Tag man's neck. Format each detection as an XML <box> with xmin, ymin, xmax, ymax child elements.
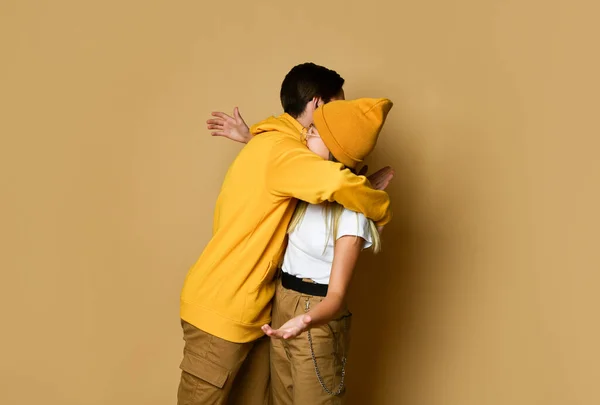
<box><xmin>295</xmin><ymin>112</ymin><xmax>312</xmax><ymax>129</ymax></box>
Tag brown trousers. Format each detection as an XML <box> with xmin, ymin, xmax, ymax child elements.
<box><xmin>177</xmin><ymin>320</ymin><xmax>271</xmax><ymax>405</ymax></box>
<box><xmin>270</xmin><ymin>281</ymin><xmax>352</xmax><ymax>405</ymax></box>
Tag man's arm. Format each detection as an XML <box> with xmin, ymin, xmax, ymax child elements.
<box><xmin>267</xmin><ymin>139</ymin><xmax>392</xmax><ymax>226</ymax></box>
<box><xmin>206</xmin><ymin>109</ymin><xmax>395</xmax><ymax>193</ymax></box>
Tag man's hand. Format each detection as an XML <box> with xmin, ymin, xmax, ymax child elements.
<box><xmin>206</xmin><ymin>107</ymin><xmax>251</xmax><ymax>144</ymax></box>
<box><xmin>359</xmin><ymin>165</ymin><xmax>395</xmax><ymax>191</ymax></box>
<box><xmin>261</xmin><ymin>314</ymin><xmax>312</xmax><ymax>340</ymax></box>
<box><xmin>358</xmin><ymin>165</ymin><xmax>394</xmax><ymax>235</ymax></box>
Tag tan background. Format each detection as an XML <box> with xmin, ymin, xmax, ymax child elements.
<box><xmin>1</xmin><ymin>0</ymin><xmax>599</xmax><ymax>404</ymax></box>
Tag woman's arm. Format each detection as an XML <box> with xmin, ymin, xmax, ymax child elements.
<box><xmin>304</xmin><ymin>235</ymin><xmax>362</xmax><ymax>326</ymax></box>
<box><xmin>261</xmin><ymin>235</ymin><xmax>363</xmax><ymax>339</ymax></box>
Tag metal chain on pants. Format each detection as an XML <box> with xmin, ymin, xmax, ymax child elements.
<box><xmin>305</xmin><ymin>298</ymin><xmax>347</xmax><ymax>396</ymax></box>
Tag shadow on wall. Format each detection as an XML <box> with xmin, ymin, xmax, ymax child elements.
<box><xmin>344</xmin><ymin>111</ymin><xmax>434</xmax><ymax>405</ymax></box>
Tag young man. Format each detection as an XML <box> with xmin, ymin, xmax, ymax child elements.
<box><xmin>178</xmin><ymin>63</ymin><xmax>393</xmax><ymax>405</ymax></box>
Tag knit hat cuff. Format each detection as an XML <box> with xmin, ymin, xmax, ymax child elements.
<box><xmin>313</xmin><ymin>108</ymin><xmax>361</xmax><ymax>169</ymax></box>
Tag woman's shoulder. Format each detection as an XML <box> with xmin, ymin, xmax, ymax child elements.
<box><xmin>297</xmin><ymin>203</ymin><xmax>328</xmax><ymax>224</ymax></box>
<box><xmin>340</xmin><ymin>207</ymin><xmax>369</xmax><ymax>223</ymax></box>
<box><xmin>336</xmin><ymin>207</ymin><xmax>372</xmax><ymax>244</ymax></box>
<box><xmin>302</xmin><ymin>204</ymin><xmax>369</xmax><ymax>226</ymax></box>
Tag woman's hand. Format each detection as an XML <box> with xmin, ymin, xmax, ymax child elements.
<box><xmin>206</xmin><ymin>107</ymin><xmax>251</xmax><ymax>143</ymax></box>
<box><xmin>261</xmin><ymin>314</ymin><xmax>312</xmax><ymax>340</ymax></box>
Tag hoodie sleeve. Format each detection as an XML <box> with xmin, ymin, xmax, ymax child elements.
<box><xmin>267</xmin><ymin>139</ymin><xmax>392</xmax><ymax>226</ymax></box>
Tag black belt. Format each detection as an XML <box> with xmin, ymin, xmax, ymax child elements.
<box><xmin>281</xmin><ymin>271</ymin><xmax>328</xmax><ymax>297</ymax></box>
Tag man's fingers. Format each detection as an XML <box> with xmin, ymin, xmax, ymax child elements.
<box><xmin>211</xmin><ymin>111</ymin><xmax>234</xmax><ymax>121</ymax></box>
<box><xmin>368</xmin><ymin>166</ymin><xmax>395</xmax><ymax>190</ymax></box>
<box><xmin>207</xmin><ymin>124</ymin><xmax>224</xmax><ymax>130</ymax></box>
<box><xmin>382</xmin><ymin>171</ymin><xmax>395</xmax><ymax>186</ymax></box>
<box><xmin>377</xmin><ymin>176</ymin><xmax>393</xmax><ymax>190</ymax></box>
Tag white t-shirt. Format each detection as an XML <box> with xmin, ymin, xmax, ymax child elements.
<box><xmin>281</xmin><ymin>203</ymin><xmax>373</xmax><ymax>285</ymax></box>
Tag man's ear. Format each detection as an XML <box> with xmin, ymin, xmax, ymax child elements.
<box><xmin>309</xmin><ymin>97</ymin><xmax>323</xmax><ymax>109</ymax></box>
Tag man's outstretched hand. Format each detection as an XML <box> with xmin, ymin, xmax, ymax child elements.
<box><xmin>359</xmin><ymin>165</ymin><xmax>395</xmax><ymax>191</ymax></box>
<box><xmin>207</xmin><ymin>107</ymin><xmax>251</xmax><ymax>144</ymax></box>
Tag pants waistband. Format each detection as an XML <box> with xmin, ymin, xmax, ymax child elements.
<box><xmin>281</xmin><ymin>271</ymin><xmax>328</xmax><ymax>297</ymax></box>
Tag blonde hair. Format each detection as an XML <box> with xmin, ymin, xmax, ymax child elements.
<box><xmin>288</xmin><ymin>200</ymin><xmax>381</xmax><ymax>254</ymax></box>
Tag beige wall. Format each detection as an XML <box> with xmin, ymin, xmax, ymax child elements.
<box><xmin>1</xmin><ymin>1</ymin><xmax>599</xmax><ymax>404</ymax></box>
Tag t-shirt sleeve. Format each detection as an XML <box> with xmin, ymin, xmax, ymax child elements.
<box><xmin>337</xmin><ymin>209</ymin><xmax>373</xmax><ymax>250</ymax></box>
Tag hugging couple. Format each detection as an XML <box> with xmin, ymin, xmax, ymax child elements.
<box><xmin>178</xmin><ymin>62</ymin><xmax>394</xmax><ymax>405</ymax></box>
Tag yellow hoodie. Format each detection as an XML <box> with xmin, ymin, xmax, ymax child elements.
<box><xmin>180</xmin><ymin>114</ymin><xmax>391</xmax><ymax>343</ymax></box>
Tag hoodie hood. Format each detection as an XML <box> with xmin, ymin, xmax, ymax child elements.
<box><xmin>250</xmin><ymin>113</ymin><xmax>305</xmax><ymax>142</ymax></box>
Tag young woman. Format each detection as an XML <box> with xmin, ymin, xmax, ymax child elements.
<box><xmin>262</xmin><ymin>98</ymin><xmax>393</xmax><ymax>405</ymax></box>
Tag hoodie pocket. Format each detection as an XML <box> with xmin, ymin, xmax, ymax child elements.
<box><xmin>249</xmin><ymin>261</ymin><xmax>277</xmax><ymax>293</ymax></box>
<box><xmin>243</xmin><ymin>261</ymin><xmax>278</xmax><ymax>325</ymax></box>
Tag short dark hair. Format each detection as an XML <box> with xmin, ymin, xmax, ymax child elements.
<box><xmin>280</xmin><ymin>63</ymin><xmax>345</xmax><ymax>118</ymax></box>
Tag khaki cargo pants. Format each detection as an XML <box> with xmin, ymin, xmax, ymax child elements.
<box><xmin>270</xmin><ymin>280</ymin><xmax>352</xmax><ymax>405</ymax></box>
<box><xmin>177</xmin><ymin>320</ymin><xmax>271</xmax><ymax>405</ymax></box>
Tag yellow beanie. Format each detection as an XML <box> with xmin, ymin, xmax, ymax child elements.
<box><xmin>313</xmin><ymin>98</ymin><xmax>393</xmax><ymax>169</ymax></box>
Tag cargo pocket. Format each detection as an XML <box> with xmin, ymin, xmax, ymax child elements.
<box><xmin>178</xmin><ymin>350</ymin><xmax>229</xmax><ymax>404</ymax></box>
<box><xmin>335</xmin><ymin>311</ymin><xmax>352</xmax><ymax>356</ymax></box>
